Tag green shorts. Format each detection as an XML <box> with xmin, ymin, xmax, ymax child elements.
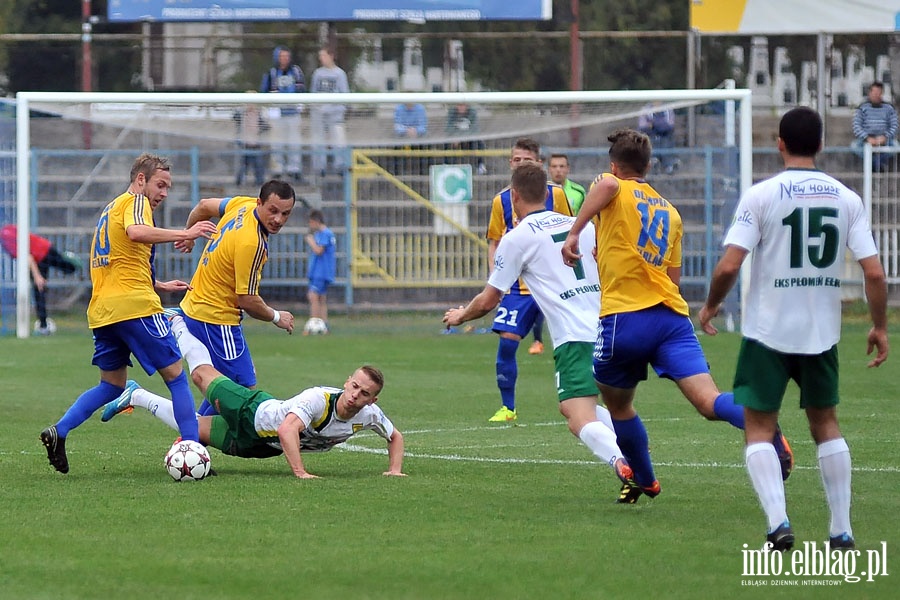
<box><xmin>206</xmin><ymin>376</ymin><xmax>283</xmax><ymax>459</ymax></box>
<box><xmin>733</xmin><ymin>338</ymin><xmax>839</xmax><ymax>413</ymax></box>
<box><xmin>553</xmin><ymin>341</ymin><xmax>599</xmax><ymax>402</ymax></box>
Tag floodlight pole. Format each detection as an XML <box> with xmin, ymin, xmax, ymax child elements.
<box><xmin>569</xmin><ymin>0</ymin><xmax>582</xmax><ymax>146</ymax></box>
<box><xmin>81</xmin><ymin>0</ymin><xmax>93</xmax><ymax>148</ymax></box>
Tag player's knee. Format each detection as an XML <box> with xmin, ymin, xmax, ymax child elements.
<box><xmin>696</xmin><ymin>403</ymin><xmax>719</xmax><ymax>420</ymax></box>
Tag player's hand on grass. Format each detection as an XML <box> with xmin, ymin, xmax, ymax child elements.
<box><xmin>294</xmin><ymin>471</ymin><xmax>319</xmax><ymax>479</ymax></box>
<box><xmin>383</xmin><ymin>470</ymin><xmax>407</xmax><ymax>477</ymax></box>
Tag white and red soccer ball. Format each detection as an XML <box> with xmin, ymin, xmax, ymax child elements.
<box><xmin>164</xmin><ymin>439</ymin><xmax>211</xmax><ymax>482</ymax></box>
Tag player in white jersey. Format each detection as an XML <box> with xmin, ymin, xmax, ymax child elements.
<box><xmin>102</xmin><ymin>315</ymin><xmax>405</xmax><ymax>479</ymax></box>
<box><xmin>700</xmin><ymin>107</ymin><xmax>889</xmax><ymax>551</ymax></box>
<box><xmin>444</xmin><ymin>162</ymin><xmax>636</xmax><ymax>490</ymax></box>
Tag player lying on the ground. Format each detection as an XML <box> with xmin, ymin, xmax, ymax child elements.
<box><xmin>102</xmin><ymin>315</ymin><xmax>405</xmax><ymax>479</ymax></box>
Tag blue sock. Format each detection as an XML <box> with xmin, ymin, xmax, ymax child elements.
<box><xmin>613</xmin><ymin>415</ymin><xmax>656</xmax><ymax>487</ymax></box>
<box><xmin>713</xmin><ymin>392</ymin><xmax>745</xmax><ymax>429</ymax></box>
<box><xmin>166</xmin><ymin>371</ymin><xmax>199</xmax><ymax>442</ymax></box>
<box><xmin>56</xmin><ymin>381</ymin><xmax>125</xmax><ymax>437</ymax></box>
<box><xmin>197</xmin><ymin>399</ymin><xmax>218</xmax><ymax>416</ymax></box>
<box><xmin>496</xmin><ymin>337</ymin><xmax>519</xmax><ymax>411</ymax></box>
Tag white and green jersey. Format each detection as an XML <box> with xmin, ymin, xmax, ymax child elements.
<box><xmin>255</xmin><ymin>386</ymin><xmax>394</xmax><ymax>453</ymax></box>
<box><xmin>488</xmin><ymin>210</ymin><xmax>600</xmax><ymax>348</ymax></box>
<box><xmin>723</xmin><ymin>168</ymin><xmax>877</xmax><ymax>354</ymax></box>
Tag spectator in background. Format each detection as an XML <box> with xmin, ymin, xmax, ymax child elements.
<box><xmin>638</xmin><ymin>101</ymin><xmax>680</xmax><ymax>175</ymax></box>
<box><xmin>394</xmin><ymin>102</ymin><xmax>427</xmax><ymax>139</ymax></box>
<box><xmin>233</xmin><ymin>91</ymin><xmax>270</xmax><ymax>188</ymax></box>
<box><xmin>305</xmin><ymin>209</ymin><xmax>337</xmax><ymax>333</ymax></box>
<box><xmin>852</xmin><ymin>81</ymin><xmax>898</xmax><ymax>172</ymax></box>
<box><xmin>445</xmin><ymin>103</ymin><xmax>487</xmax><ymax>175</ymax></box>
<box><xmin>548</xmin><ymin>153</ymin><xmax>586</xmax><ymax>214</ymax></box>
<box><xmin>1</xmin><ymin>224</ymin><xmax>82</xmax><ymax>335</ymax></box>
<box><xmin>261</xmin><ymin>46</ymin><xmax>305</xmax><ymax>183</ymax></box>
<box><xmin>394</xmin><ymin>102</ymin><xmax>428</xmax><ymax>173</ymax></box>
<box><xmin>309</xmin><ymin>47</ymin><xmax>350</xmax><ymax>179</ymax></box>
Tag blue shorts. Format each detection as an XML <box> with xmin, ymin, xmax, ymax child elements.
<box><xmin>492</xmin><ymin>293</ymin><xmax>541</xmax><ymax>338</ymax></box>
<box><xmin>183</xmin><ymin>314</ymin><xmax>257</xmax><ymax>388</ymax></box>
<box><xmin>308</xmin><ymin>277</ymin><xmax>331</xmax><ymax>295</ymax></box>
<box><xmin>592</xmin><ymin>304</ymin><xmax>709</xmax><ymax>389</ymax></box>
<box><xmin>91</xmin><ymin>314</ymin><xmax>182</xmax><ymax>375</ymax></box>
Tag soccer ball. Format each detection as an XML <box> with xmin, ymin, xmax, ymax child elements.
<box><xmin>164</xmin><ymin>440</ymin><xmax>211</xmax><ymax>482</ymax></box>
<box><xmin>33</xmin><ymin>318</ymin><xmax>57</xmax><ymax>335</ymax></box>
<box><xmin>303</xmin><ymin>317</ymin><xmax>328</xmax><ymax>335</ymax></box>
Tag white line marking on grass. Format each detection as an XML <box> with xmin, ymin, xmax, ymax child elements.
<box><xmin>337</xmin><ymin>444</ymin><xmax>900</xmax><ymax>473</ymax></box>
<box><xmin>403</xmin><ymin>418</ymin><xmax>686</xmax><ymax>435</ymax></box>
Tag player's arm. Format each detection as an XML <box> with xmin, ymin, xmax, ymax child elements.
<box><xmin>443</xmin><ymin>284</ymin><xmax>503</xmax><ymax>327</ymax></box>
<box><xmin>859</xmin><ymin>254</ymin><xmax>889</xmax><ymax>367</ymax></box>
<box><xmin>277</xmin><ymin>413</ymin><xmax>318</xmax><ymax>479</ymax></box>
<box><xmin>238</xmin><ymin>293</ymin><xmax>294</xmax><ymax>333</ymax></box>
<box><xmin>562</xmin><ymin>176</ymin><xmax>618</xmax><ymax>266</ymax></box>
<box><xmin>305</xmin><ymin>232</ymin><xmax>325</xmax><ymax>255</ymax></box>
<box><xmin>175</xmin><ymin>198</ymin><xmax>225</xmax><ymax>253</ymax></box>
<box><xmin>487</xmin><ymin>239</ymin><xmax>500</xmax><ymax>274</ymax></box>
<box><xmin>127</xmin><ymin>221</ymin><xmax>217</xmax><ymax>245</ymax></box>
<box><xmin>699</xmin><ymin>244</ymin><xmax>749</xmax><ymax>335</ymax></box>
<box><xmin>384</xmin><ymin>429</ymin><xmax>406</xmax><ymax>477</ymax></box>
<box><xmin>155</xmin><ymin>279</ymin><xmax>192</xmax><ymax>293</ymax></box>
<box><xmin>186</xmin><ymin>197</ymin><xmax>225</xmax><ymax>229</ymax></box>
<box><xmin>28</xmin><ymin>256</ymin><xmax>46</xmax><ymax>291</ymax></box>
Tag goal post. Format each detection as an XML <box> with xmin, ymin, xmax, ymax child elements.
<box><xmin>11</xmin><ymin>88</ymin><xmax>753</xmax><ymax>338</ymax></box>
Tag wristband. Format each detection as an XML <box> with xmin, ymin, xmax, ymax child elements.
<box><xmin>270</xmin><ymin>309</ymin><xmax>280</xmax><ymax>324</ymax></box>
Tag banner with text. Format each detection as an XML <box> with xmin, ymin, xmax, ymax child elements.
<box><xmin>108</xmin><ymin>0</ymin><xmax>551</xmax><ymax>22</ymax></box>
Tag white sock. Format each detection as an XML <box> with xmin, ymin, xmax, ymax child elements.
<box><xmin>578</xmin><ymin>420</ymin><xmax>623</xmax><ymax>468</ymax></box>
<box><xmin>131</xmin><ymin>388</ymin><xmax>179</xmax><ymax>431</ymax></box>
<box><xmin>745</xmin><ymin>442</ymin><xmax>788</xmax><ymax>532</ymax></box>
<box><xmin>818</xmin><ymin>437</ymin><xmax>852</xmax><ymax>538</ymax></box>
<box><xmin>594</xmin><ymin>404</ymin><xmax>614</xmax><ymax>430</ymax></box>
<box><xmin>171</xmin><ymin>315</ymin><xmax>213</xmax><ymax>373</ymax></box>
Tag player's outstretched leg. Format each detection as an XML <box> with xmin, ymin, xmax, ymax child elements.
<box><xmin>101</xmin><ymin>380</ymin><xmax>139</xmax><ymax>422</ymax></box>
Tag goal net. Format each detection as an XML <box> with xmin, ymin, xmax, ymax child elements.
<box><xmin>5</xmin><ymin>89</ymin><xmax>752</xmax><ymax>337</ymax></box>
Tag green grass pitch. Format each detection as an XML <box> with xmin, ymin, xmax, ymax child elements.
<box><xmin>1</xmin><ymin>312</ymin><xmax>897</xmax><ymax>599</ymax></box>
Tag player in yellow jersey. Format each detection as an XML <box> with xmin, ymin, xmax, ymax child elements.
<box><xmin>175</xmin><ymin>179</ymin><xmax>297</xmax><ymax>416</ymax></box>
<box><xmin>484</xmin><ymin>138</ymin><xmax>572</xmax><ymax>423</ymax></box>
<box><xmin>561</xmin><ymin>130</ymin><xmax>792</xmax><ymax>503</ymax></box>
<box><xmin>40</xmin><ymin>153</ymin><xmax>217</xmax><ymax>474</ymax></box>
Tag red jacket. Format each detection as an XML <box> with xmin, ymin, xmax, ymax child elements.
<box><xmin>0</xmin><ymin>225</ymin><xmax>52</xmax><ymax>262</ymax></box>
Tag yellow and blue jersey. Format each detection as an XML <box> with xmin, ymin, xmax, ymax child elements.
<box><xmin>486</xmin><ymin>182</ymin><xmax>571</xmax><ymax>295</ymax></box>
<box><xmin>181</xmin><ymin>196</ymin><xmax>269</xmax><ymax>325</ymax></box>
<box><xmin>87</xmin><ymin>192</ymin><xmax>163</xmax><ymax>328</ymax></box>
<box><xmin>592</xmin><ymin>173</ymin><xmax>689</xmax><ymax>317</ymax></box>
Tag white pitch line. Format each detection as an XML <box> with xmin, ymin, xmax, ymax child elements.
<box><xmin>338</xmin><ymin>444</ymin><xmax>900</xmax><ymax>473</ymax></box>
<box><xmin>403</xmin><ymin>418</ymin><xmax>686</xmax><ymax>435</ymax></box>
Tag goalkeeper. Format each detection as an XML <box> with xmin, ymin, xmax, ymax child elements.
<box><xmin>101</xmin><ymin>314</ymin><xmax>405</xmax><ymax>479</ymax></box>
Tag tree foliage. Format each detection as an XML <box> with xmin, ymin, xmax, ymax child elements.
<box><xmin>1</xmin><ymin>0</ymin><xmax>724</xmax><ymax>94</ymax></box>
